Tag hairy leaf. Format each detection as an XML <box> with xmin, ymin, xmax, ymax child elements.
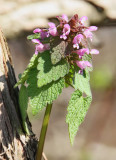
<box><xmin>19</xmin><ymin>85</ymin><xmax>28</xmax><ymax>121</ymax></box>
<box><xmin>15</xmin><ymin>54</ymin><xmax>39</xmax><ymax>87</ymax></box>
<box><xmin>50</xmin><ymin>39</ymin><xmax>66</xmax><ymax>64</ymax></box>
<box><xmin>19</xmin><ymin>84</ymin><xmax>30</xmax><ymax>135</ymax></box>
<box><xmin>66</xmin><ymin>90</ymin><xmax>92</xmax><ymax>145</ymax></box>
<box><xmin>37</xmin><ymin>51</ymin><xmax>69</xmax><ymax>87</ymax></box>
<box><xmin>73</xmin><ymin>69</ymin><xmax>91</xmax><ymax>96</ymax></box>
<box><xmin>27</xmin><ymin>68</ymin><xmax>65</xmax><ymax>114</ymax></box>
<box><xmin>82</xmin><ymin>53</ymin><xmax>92</xmax><ymax>62</ymax></box>
<box><xmin>65</xmin><ymin>65</ymin><xmax>79</xmax><ymax>87</ymax></box>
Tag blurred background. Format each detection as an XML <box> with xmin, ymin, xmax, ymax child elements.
<box><xmin>1</xmin><ymin>0</ymin><xmax>116</xmax><ymax>159</ymax></box>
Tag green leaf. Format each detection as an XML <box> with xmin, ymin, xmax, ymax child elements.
<box><xmin>50</xmin><ymin>39</ymin><xmax>66</xmax><ymax>65</ymax></box>
<box><xmin>19</xmin><ymin>84</ymin><xmax>30</xmax><ymax>135</ymax></box>
<box><xmin>27</xmin><ymin>68</ymin><xmax>65</xmax><ymax>114</ymax></box>
<box><xmin>65</xmin><ymin>65</ymin><xmax>78</xmax><ymax>87</ymax></box>
<box><xmin>19</xmin><ymin>85</ymin><xmax>28</xmax><ymax>121</ymax></box>
<box><xmin>37</xmin><ymin>51</ymin><xmax>69</xmax><ymax>87</ymax></box>
<box><xmin>66</xmin><ymin>90</ymin><xmax>92</xmax><ymax>145</ymax></box>
<box><xmin>73</xmin><ymin>69</ymin><xmax>91</xmax><ymax>96</ymax></box>
<box><xmin>27</xmin><ymin>33</ymin><xmax>41</xmax><ymax>40</ymax></box>
<box><xmin>82</xmin><ymin>53</ymin><xmax>92</xmax><ymax>62</ymax></box>
<box><xmin>14</xmin><ymin>54</ymin><xmax>39</xmax><ymax>87</ymax></box>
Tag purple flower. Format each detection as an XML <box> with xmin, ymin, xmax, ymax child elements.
<box><xmin>41</xmin><ymin>31</ymin><xmax>49</xmax><ymax>39</ymax></box>
<box><xmin>35</xmin><ymin>43</ymin><xmax>45</xmax><ymax>54</ymax></box>
<box><xmin>33</xmin><ymin>28</ymin><xmax>49</xmax><ymax>39</ymax></box>
<box><xmin>32</xmin><ymin>39</ymin><xmax>41</xmax><ymax>44</ymax></box>
<box><xmin>83</xmin><ymin>29</ymin><xmax>93</xmax><ymax>41</ymax></box>
<box><xmin>88</xmin><ymin>26</ymin><xmax>98</xmax><ymax>31</ymax></box>
<box><xmin>32</xmin><ymin>39</ymin><xmax>49</xmax><ymax>54</ymax></box>
<box><xmin>90</xmin><ymin>49</ymin><xmax>99</xmax><ymax>55</ymax></box>
<box><xmin>76</xmin><ymin>60</ymin><xmax>92</xmax><ymax>70</ymax></box>
<box><xmin>79</xmin><ymin>16</ymin><xmax>88</xmax><ymax>25</ymax></box>
<box><xmin>61</xmin><ymin>14</ymin><xmax>68</xmax><ymax>22</ymax></box>
<box><xmin>74</xmin><ymin>48</ymin><xmax>89</xmax><ymax>58</ymax></box>
<box><xmin>56</xmin><ymin>14</ymin><xmax>68</xmax><ymax>25</ymax></box>
<box><xmin>60</xmin><ymin>24</ymin><xmax>70</xmax><ymax>40</ymax></box>
<box><xmin>48</xmin><ymin>22</ymin><xmax>58</xmax><ymax>36</ymax></box>
<box><xmin>73</xmin><ymin>34</ymin><xmax>84</xmax><ymax>49</ymax></box>
<box><xmin>33</xmin><ymin>28</ymin><xmax>42</xmax><ymax>33</ymax></box>
<box><xmin>83</xmin><ymin>26</ymin><xmax>98</xmax><ymax>41</ymax></box>
<box><xmin>31</xmin><ymin>14</ymin><xmax>99</xmax><ymax>68</ymax></box>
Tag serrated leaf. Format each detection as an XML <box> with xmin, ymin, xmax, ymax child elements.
<box><xmin>50</xmin><ymin>40</ymin><xmax>66</xmax><ymax>64</ymax></box>
<box><xmin>37</xmin><ymin>51</ymin><xmax>69</xmax><ymax>87</ymax></box>
<box><xmin>73</xmin><ymin>69</ymin><xmax>91</xmax><ymax>96</ymax></box>
<box><xmin>14</xmin><ymin>54</ymin><xmax>39</xmax><ymax>87</ymax></box>
<box><xmin>27</xmin><ymin>33</ymin><xmax>40</xmax><ymax>40</ymax></box>
<box><xmin>65</xmin><ymin>65</ymin><xmax>78</xmax><ymax>87</ymax></box>
<box><xmin>27</xmin><ymin>68</ymin><xmax>65</xmax><ymax>114</ymax></box>
<box><xmin>82</xmin><ymin>53</ymin><xmax>92</xmax><ymax>62</ymax></box>
<box><xmin>19</xmin><ymin>85</ymin><xmax>28</xmax><ymax>121</ymax></box>
<box><xmin>66</xmin><ymin>90</ymin><xmax>92</xmax><ymax>145</ymax></box>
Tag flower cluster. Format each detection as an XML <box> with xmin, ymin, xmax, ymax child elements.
<box><xmin>32</xmin><ymin>14</ymin><xmax>99</xmax><ymax>72</ymax></box>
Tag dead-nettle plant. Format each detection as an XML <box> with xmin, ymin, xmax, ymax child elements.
<box><xmin>15</xmin><ymin>14</ymin><xmax>99</xmax><ymax>160</ymax></box>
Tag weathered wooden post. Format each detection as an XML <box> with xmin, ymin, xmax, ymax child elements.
<box><xmin>0</xmin><ymin>28</ymin><xmax>37</xmax><ymax>160</ymax></box>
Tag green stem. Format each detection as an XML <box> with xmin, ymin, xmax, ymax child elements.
<box><xmin>36</xmin><ymin>103</ymin><xmax>53</xmax><ymax>160</ymax></box>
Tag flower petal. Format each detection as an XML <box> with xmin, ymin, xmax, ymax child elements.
<box><xmin>76</xmin><ymin>48</ymin><xmax>89</xmax><ymax>56</ymax></box>
<box><xmin>48</xmin><ymin>22</ymin><xmax>56</xmax><ymax>28</ymax></box>
<box><xmin>40</xmin><ymin>31</ymin><xmax>49</xmax><ymax>39</ymax></box>
<box><xmin>89</xmin><ymin>26</ymin><xmax>98</xmax><ymax>31</ymax></box>
<box><xmin>62</xmin><ymin>14</ymin><xmax>68</xmax><ymax>22</ymax></box>
<box><xmin>83</xmin><ymin>29</ymin><xmax>93</xmax><ymax>41</ymax></box>
<box><xmin>73</xmin><ymin>34</ymin><xmax>84</xmax><ymax>43</ymax></box>
<box><xmin>60</xmin><ymin>24</ymin><xmax>70</xmax><ymax>40</ymax></box>
<box><xmin>33</xmin><ymin>28</ymin><xmax>42</xmax><ymax>33</ymax></box>
<box><xmin>63</xmin><ymin>24</ymin><xmax>70</xmax><ymax>35</ymax></box>
<box><xmin>79</xmin><ymin>16</ymin><xmax>88</xmax><ymax>24</ymax></box>
<box><xmin>90</xmin><ymin>49</ymin><xmax>99</xmax><ymax>54</ymax></box>
<box><xmin>73</xmin><ymin>43</ymin><xmax>79</xmax><ymax>49</ymax></box>
<box><xmin>32</xmin><ymin>39</ymin><xmax>40</xmax><ymax>44</ymax></box>
<box><xmin>76</xmin><ymin>61</ymin><xmax>92</xmax><ymax>70</ymax></box>
<box><xmin>48</xmin><ymin>22</ymin><xmax>58</xmax><ymax>36</ymax></box>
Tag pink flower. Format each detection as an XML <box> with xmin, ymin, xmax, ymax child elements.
<box><xmin>61</xmin><ymin>14</ymin><xmax>68</xmax><ymax>22</ymax></box>
<box><xmin>33</xmin><ymin>28</ymin><xmax>49</xmax><ymax>39</ymax></box>
<box><xmin>88</xmin><ymin>26</ymin><xmax>98</xmax><ymax>31</ymax></box>
<box><xmin>83</xmin><ymin>29</ymin><xmax>93</xmax><ymax>41</ymax></box>
<box><xmin>79</xmin><ymin>16</ymin><xmax>88</xmax><ymax>25</ymax></box>
<box><xmin>32</xmin><ymin>39</ymin><xmax>50</xmax><ymax>54</ymax></box>
<box><xmin>83</xmin><ymin>26</ymin><xmax>98</xmax><ymax>41</ymax></box>
<box><xmin>35</xmin><ymin>43</ymin><xmax>45</xmax><ymax>54</ymax></box>
<box><xmin>76</xmin><ymin>61</ymin><xmax>92</xmax><ymax>70</ymax></box>
<box><xmin>48</xmin><ymin>22</ymin><xmax>58</xmax><ymax>36</ymax></box>
<box><xmin>32</xmin><ymin>39</ymin><xmax>40</xmax><ymax>44</ymax></box>
<box><xmin>75</xmin><ymin>48</ymin><xmax>89</xmax><ymax>57</ymax></box>
<box><xmin>90</xmin><ymin>49</ymin><xmax>99</xmax><ymax>54</ymax></box>
<box><xmin>41</xmin><ymin>31</ymin><xmax>49</xmax><ymax>39</ymax></box>
<box><xmin>60</xmin><ymin>24</ymin><xmax>70</xmax><ymax>40</ymax></box>
<box><xmin>56</xmin><ymin>14</ymin><xmax>68</xmax><ymax>24</ymax></box>
<box><xmin>33</xmin><ymin>28</ymin><xmax>42</xmax><ymax>33</ymax></box>
<box><xmin>73</xmin><ymin>34</ymin><xmax>84</xmax><ymax>49</ymax></box>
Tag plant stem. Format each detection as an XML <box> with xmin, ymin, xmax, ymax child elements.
<box><xmin>36</xmin><ymin>103</ymin><xmax>53</xmax><ymax>160</ymax></box>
